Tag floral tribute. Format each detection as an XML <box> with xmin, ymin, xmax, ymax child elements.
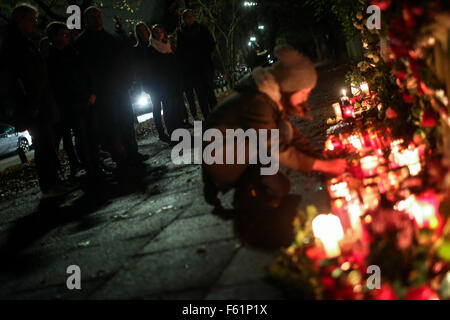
<box><xmin>270</xmin><ymin>1</ymin><xmax>450</xmax><ymax>300</ymax></box>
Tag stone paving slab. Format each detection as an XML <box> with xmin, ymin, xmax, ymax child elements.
<box><xmin>89</xmin><ymin>239</ymin><xmax>239</xmax><ymax>299</ymax></box>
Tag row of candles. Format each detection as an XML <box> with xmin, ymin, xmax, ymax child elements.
<box><xmin>332</xmin><ymin>82</ymin><xmax>372</xmax><ymax>121</ymax></box>
<box><xmin>312</xmin><ymin>123</ymin><xmax>441</xmax><ymax>259</ymax></box>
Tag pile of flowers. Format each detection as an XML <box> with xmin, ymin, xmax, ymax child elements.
<box><xmin>270</xmin><ymin>1</ymin><xmax>450</xmax><ymax>298</ymax></box>
<box><xmin>270</xmin><ymin>116</ymin><xmax>450</xmax><ymax>299</ymax></box>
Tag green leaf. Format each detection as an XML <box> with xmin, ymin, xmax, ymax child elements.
<box><xmin>437</xmin><ymin>242</ymin><xmax>450</xmax><ymax>262</ymax></box>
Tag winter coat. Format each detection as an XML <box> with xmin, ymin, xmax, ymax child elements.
<box><xmin>0</xmin><ymin>24</ymin><xmax>59</xmax><ymax>131</ymax></box>
<box><xmin>132</xmin><ymin>42</ymin><xmax>150</xmax><ymax>88</ymax></box>
<box><xmin>75</xmin><ymin>29</ymin><xmax>133</xmax><ymax>126</ymax></box>
<box><xmin>203</xmin><ymin>67</ymin><xmax>317</xmax><ymax>193</ymax></box>
<box><xmin>146</xmin><ymin>43</ymin><xmax>183</xmax><ymax>99</ymax></box>
<box><xmin>176</xmin><ymin>22</ymin><xmax>215</xmax><ymax>75</ymax></box>
<box><xmin>75</xmin><ymin>29</ymin><xmax>132</xmax><ymax>97</ymax></box>
<box><xmin>46</xmin><ymin>45</ymin><xmax>92</xmax><ymax>118</ymax></box>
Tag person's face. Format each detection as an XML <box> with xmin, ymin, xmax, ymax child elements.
<box><xmin>153</xmin><ymin>27</ymin><xmax>165</xmax><ymax>41</ymax></box>
<box><xmin>183</xmin><ymin>12</ymin><xmax>195</xmax><ymax>25</ymax></box>
<box><xmin>53</xmin><ymin>27</ymin><xmax>70</xmax><ymax>48</ymax></box>
<box><xmin>282</xmin><ymin>88</ymin><xmax>313</xmax><ymax>118</ymax></box>
<box><xmin>137</xmin><ymin>25</ymin><xmax>150</xmax><ymax>43</ymax></box>
<box><xmin>17</xmin><ymin>11</ymin><xmax>38</xmax><ymax>36</ymax></box>
<box><xmin>85</xmin><ymin>9</ymin><xmax>103</xmax><ymax>31</ymax></box>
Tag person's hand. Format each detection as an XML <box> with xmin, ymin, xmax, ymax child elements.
<box><xmin>88</xmin><ymin>94</ymin><xmax>97</xmax><ymax>106</ymax></box>
<box><xmin>313</xmin><ymin>159</ymin><xmax>348</xmax><ymax>176</ymax></box>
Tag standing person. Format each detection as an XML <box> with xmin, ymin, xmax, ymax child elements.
<box><xmin>132</xmin><ymin>22</ymin><xmax>151</xmax><ymax>93</ymax></box>
<box><xmin>46</xmin><ymin>22</ymin><xmax>82</xmax><ymax>179</ymax></box>
<box><xmin>202</xmin><ymin>45</ymin><xmax>348</xmax><ymax>248</ymax></box>
<box><xmin>177</xmin><ymin>9</ymin><xmax>217</xmax><ymax>120</ymax></box>
<box><xmin>146</xmin><ymin>24</ymin><xmax>185</xmax><ymax>143</ymax></box>
<box><xmin>46</xmin><ymin>21</ymin><xmax>105</xmax><ymax>185</ymax></box>
<box><xmin>0</xmin><ymin>4</ymin><xmax>77</xmax><ymax>198</ymax></box>
<box><xmin>76</xmin><ymin>7</ymin><xmax>148</xmax><ymax>175</ymax></box>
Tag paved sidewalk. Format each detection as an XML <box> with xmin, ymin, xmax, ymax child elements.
<box><xmin>0</xmin><ymin>65</ymin><xmax>347</xmax><ymax>300</ymax></box>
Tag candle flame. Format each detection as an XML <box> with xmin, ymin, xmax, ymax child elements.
<box><xmin>396</xmin><ymin>193</ymin><xmax>440</xmax><ymax>229</ymax></box>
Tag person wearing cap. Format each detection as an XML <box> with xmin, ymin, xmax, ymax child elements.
<box><xmin>202</xmin><ymin>45</ymin><xmax>348</xmax><ymax>247</ymax></box>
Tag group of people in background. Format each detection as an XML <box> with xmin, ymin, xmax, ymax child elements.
<box><xmin>0</xmin><ymin>4</ymin><xmax>218</xmax><ymax>200</ymax></box>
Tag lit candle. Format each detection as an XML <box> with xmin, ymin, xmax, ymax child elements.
<box><xmin>328</xmin><ymin>179</ymin><xmax>350</xmax><ymax>199</ymax></box>
<box><xmin>360</xmin><ymin>155</ymin><xmax>379</xmax><ymax>177</ymax></box>
<box><xmin>346</xmin><ymin>192</ymin><xmax>364</xmax><ymax>237</ymax></box>
<box><xmin>347</xmin><ymin>134</ymin><xmax>363</xmax><ymax>151</ymax></box>
<box><xmin>391</xmin><ymin>146</ymin><xmax>422</xmax><ymax>176</ymax></box>
<box><xmin>312</xmin><ymin>214</ymin><xmax>344</xmax><ymax>258</ymax></box>
<box><xmin>340</xmin><ymin>89</ymin><xmax>351</xmax><ymax>106</ymax></box>
<box><xmin>361</xmin><ymin>184</ymin><xmax>381</xmax><ymax>212</ymax></box>
<box><xmin>332</xmin><ymin>103</ymin><xmax>343</xmax><ymax>121</ymax></box>
<box><xmin>396</xmin><ymin>193</ymin><xmax>441</xmax><ymax>229</ymax></box>
<box><xmin>360</xmin><ymin>82</ymin><xmax>370</xmax><ymax>95</ymax></box>
<box><xmin>342</xmin><ymin>105</ymin><xmax>355</xmax><ymax>119</ymax></box>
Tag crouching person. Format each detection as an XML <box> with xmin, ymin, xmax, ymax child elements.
<box><xmin>202</xmin><ymin>45</ymin><xmax>348</xmax><ymax>249</ymax></box>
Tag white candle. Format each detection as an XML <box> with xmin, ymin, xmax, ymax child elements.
<box><xmin>360</xmin><ymin>82</ymin><xmax>370</xmax><ymax>95</ymax></box>
<box><xmin>312</xmin><ymin>214</ymin><xmax>344</xmax><ymax>258</ymax></box>
<box><xmin>332</xmin><ymin>103</ymin><xmax>343</xmax><ymax>121</ymax></box>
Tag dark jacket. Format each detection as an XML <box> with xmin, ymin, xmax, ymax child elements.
<box><xmin>75</xmin><ymin>29</ymin><xmax>133</xmax><ymax>126</ymax></box>
<box><xmin>132</xmin><ymin>41</ymin><xmax>150</xmax><ymax>88</ymax></box>
<box><xmin>75</xmin><ymin>29</ymin><xmax>132</xmax><ymax>96</ymax></box>
<box><xmin>203</xmin><ymin>74</ymin><xmax>317</xmax><ymax>193</ymax></box>
<box><xmin>146</xmin><ymin>44</ymin><xmax>183</xmax><ymax>98</ymax></box>
<box><xmin>176</xmin><ymin>22</ymin><xmax>215</xmax><ymax>75</ymax></box>
<box><xmin>46</xmin><ymin>45</ymin><xmax>92</xmax><ymax>117</ymax></box>
<box><xmin>0</xmin><ymin>24</ymin><xmax>59</xmax><ymax>131</ymax></box>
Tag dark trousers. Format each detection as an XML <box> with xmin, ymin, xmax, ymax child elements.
<box><xmin>184</xmin><ymin>87</ymin><xmax>198</xmax><ymax>119</ymax></box>
<box><xmin>77</xmin><ymin>106</ymin><xmax>101</xmax><ymax>179</ymax></box>
<box><xmin>29</xmin><ymin>122</ymin><xmax>60</xmax><ymax>192</ymax></box>
<box><xmin>184</xmin><ymin>70</ymin><xmax>217</xmax><ymax>120</ymax></box>
<box><xmin>152</xmin><ymin>93</ymin><xmax>185</xmax><ymax>139</ymax></box>
<box><xmin>205</xmin><ymin>165</ymin><xmax>299</xmax><ymax>249</ymax></box>
<box><xmin>234</xmin><ymin>167</ymin><xmax>299</xmax><ymax>249</ymax></box>
<box><xmin>95</xmin><ymin>94</ymin><xmax>130</xmax><ymax>167</ymax></box>
<box><xmin>54</xmin><ymin>119</ymin><xmax>80</xmax><ymax>174</ymax></box>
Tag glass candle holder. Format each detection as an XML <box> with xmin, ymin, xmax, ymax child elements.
<box><xmin>360</xmin><ymin>155</ymin><xmax>379</xmax><ymax>177</ymax></box>
<box><xmin>360</xmin><ymin>184</ymin><xmax>381</xmax><ymax>212</ymax></box>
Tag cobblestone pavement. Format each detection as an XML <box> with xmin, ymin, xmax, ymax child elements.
<box><xmin>0</xmin><ymin>64</ymin><xmax>348</xmax><ymax>300</ymax></box>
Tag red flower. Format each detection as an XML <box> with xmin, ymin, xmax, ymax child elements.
<box><xmin>402</xmin><ymin>93</ymin><xmax>414</xmax><ymax>103</ymax></box>
<box><xmin>386</xmin><ymin>107</ymin><xmax>398</xmax><ymax>119</ymax></box>
<box><xmin>306</xmin><ymin>246</ymin><xmax>326</xmax><ymax>262</ymax></box>
<box><xmin>321</xmin><ymin>276</ymin><xmax>336</xmax><ymax>289</ymax></box>
<box><xmin>404</xmin><ymin>285</ymin><xmax>440</xmax><ymax>300</ymax></box>
<box><xmin>370</xmin><ymin>0</ymin><xmax>392</xmax><ymax>11</ymax></box>
<box><xmin>395</xmin><ymin>71</ymin><xmax>407</xmax><ymax>81</ymax></box>
<box><xmin>370</xmin><ymin>283</ymin><xmax>397</xmax><ymax>300</ymax></box>
<box><xmin>421</xmin><ymin>108</ymin><xmax>438</xmax><ymax>127</ymax></box>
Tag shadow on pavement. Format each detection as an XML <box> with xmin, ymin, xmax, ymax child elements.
<box><xmin>0</xmin><ymin>164</ymin><xmax>168</xmax><ymax>275</ymax></box>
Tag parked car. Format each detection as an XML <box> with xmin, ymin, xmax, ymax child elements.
<box><xmin>0</xmin><ymin>123</ymin><xmax>33</xmax><ymax>157</ymax></box>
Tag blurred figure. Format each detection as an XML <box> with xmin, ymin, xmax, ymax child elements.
<box><xmin>46</xmin><ymin>21</ymin><xmax>104</xmax><ymax>185</ymax></box>
<box><xmin>132</xmin><ymin>22</ymin><xmax>151</xmax><ymax>90</ymax></box>
<box><xmin>177</xmin><ymin>9</ymin><xmax>217</xmax><ymax>120</ymax></box>
<box><xmin>76</xmin><ymin>7</ymin><xmax>148</xmax><ymax>175</ymax></box>
<box><xmin>146</xmin><ymin>24</ymin><xmax>185</xmax><ymax>143</ymax></box>
<box><xmin>46</xmin><ymin>22</ymin><xmax>82</xmax><ymax>178</ymax></box>
<box><xmin>38</xmin><ymin>36</ymin><xmax>50</xmax><ymax>59</ymax></box>
<box><xmin>0</xmin><ymin>4</ymin><xmax>77</xmax><ymax>198</ymax></box>
<box><xmin>202</xmin><ymin>45</ymin><xmax>348</xmax><ymax>248</ymax></box>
